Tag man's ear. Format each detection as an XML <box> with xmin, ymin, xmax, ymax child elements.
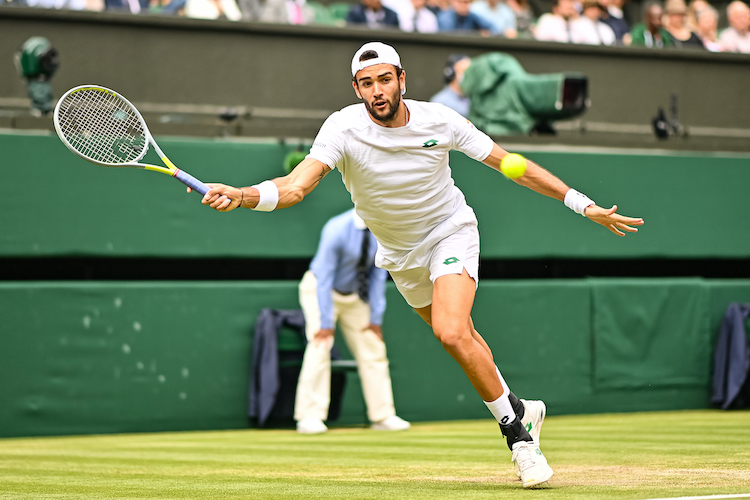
<box><xmin>352</xmin><ymin>81</ymin><xmax>363</xmax><ymax>100</ymax></box>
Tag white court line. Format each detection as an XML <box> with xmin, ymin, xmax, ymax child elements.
<box><xmin>642</xmin><ymin>494</ymin><xmax>750</xmax><ymax>500</ymax></box>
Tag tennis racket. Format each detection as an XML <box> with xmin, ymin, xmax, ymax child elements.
<box><xmin>53</xmin><ymin>85</ymin><xmax>209</xmax><ymax>195</ymax></box>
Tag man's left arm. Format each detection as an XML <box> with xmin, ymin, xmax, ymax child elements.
<box><xmin>482</xmin><ymin>143</ymin><xmax>644</xmax><ymax>236</ymax></box>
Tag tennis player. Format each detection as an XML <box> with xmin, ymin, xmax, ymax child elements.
<box><xmin>198</xmin><ymin>42</ymin><xmax>644</xmax><ymax>488</ymax></box>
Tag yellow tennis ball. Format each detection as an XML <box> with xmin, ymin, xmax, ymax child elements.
<box><xmin>500</xmin><ymin>153</ymin><xmax>527</xmax><ymax>179</ymax></box>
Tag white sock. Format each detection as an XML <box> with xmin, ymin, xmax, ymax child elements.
<box><xmin>483</xmin><ymin>366</ymin><xmax>516</xmax><ymax>425</ymax></box>
<box><xmin>484</xmin><ymin>394</ymin><xmax>516</xmax><ymax>426</ymax></box>
<box><xmin>495</xmin><ymin>366</ymin><xmax>510</xmax><ymax>394</ymax></box>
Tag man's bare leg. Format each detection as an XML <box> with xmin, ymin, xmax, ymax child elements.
<box><xmin>413</xmin><ymin>270</ymin><xmax>534</xmax><ymax>445</ymax></box>
<box><xmin>414</xmin><ymin>269</ymin><xmax>502</xmax><ymax>401</ymax></box>
<box><xmin>414</xmin><ymin>269</ymin><xmax>553</xmax><ymax>486</ymax></box>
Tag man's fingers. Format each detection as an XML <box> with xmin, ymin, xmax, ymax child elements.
<box><xmin>609</xmin><ymin>224</ymin><xmax>626</xmax><ymax>236</ymax></box>
<box><xmin>615</xmin><ymin>222</ymin><xmax>639</xmax><ymax>233</ymax></box>
<box><xmin>614</xmin><ymin>216</ymin><xmax>645</xmax><ymax>225</ymax></box>
<box><xmin>210</xmin><ymin>195</ymin><xmax>231</xmax><ymax>210</ymax></box>
<box><xmin>202</xmin><ymin>193</ymin><xmax>219</xmax><ymax>205</ymax></box>
<box><xmin>608</xmin><ymin>210</ymin><xmax>645</xmax><ymax>224</ymax></box>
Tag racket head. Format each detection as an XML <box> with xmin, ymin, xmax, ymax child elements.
<box><xmin>53</xmin><ymin>85</ymin><xmax>152</xmax><ymax>167</ymax></box>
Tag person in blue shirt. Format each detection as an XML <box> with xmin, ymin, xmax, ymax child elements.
<box><xmin>346</xmin><ymin>0</ymin><xmax>400</xmax><ymax>28</ymax></box>
<box><xmin>430</xmin><ymin>54</ymin><xmax>472</xmax><ymax>117</ymax></box>
<box><xmin>294</xmin><ymin>208</ymin><xmax>410</xmax><ymax>434</ymax></box>
<box><xmin>438</xmin><ymin>0</ymin><xmax>494</xmax><ymax>34</ymax></box>
<box><xmin>470</xmin><ymin>0</ymin><xmax>518</xmax><ymax>37</ymax></box>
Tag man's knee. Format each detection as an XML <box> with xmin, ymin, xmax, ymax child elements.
<box><xmin>432</xmin><ymin>321</ymin><xmax>472</xmax><ymax>351</ymax></box>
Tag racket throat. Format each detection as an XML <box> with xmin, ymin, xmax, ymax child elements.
<box><xmin>161</xmin><ymin>157</ymin><xmax>178</xmax><ymax>173</ymax></box>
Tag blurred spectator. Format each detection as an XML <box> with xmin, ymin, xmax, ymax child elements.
<box><xmin>185</xmin><ymin>0</ymin><xmax>241</xmax><ymax>19</ymax></box>
<box><xmin>426</xmin><ymin>0</ymin><xmax>450</xmax><ymax>15</ymax></box>
<box><xmin>430</xmin><ymin>54</ymin><xmax>471</xmax><ymax>117</ymax></box>
<box><xmin>571</xmin><ymin>0</ymin><xmax>617</xmax><ymax>44</ymax></box>
<box><xmin>384</xmin><ymin>0</ymin><xmax>439</xmax><ymax>32</ymax></box>
<box><xmin>99</xmin><ymin>0</ymin><xmax>146</xmax><ymax>12</ymax></box>
<box><xmin>24</xmin><ymin>0</ymin><xmax>88</xmax><ymax>8</ymax></box>
<box><xmin>630</xmin><ymin>2</ymin><xmax>676</xmax><ymax>47</ymax></box>
<box><xmin>506</xmin><ymin>0</ymin><xmax>536</xmax><ymax>37</ymax></box>
<box><xmin>235</xmin><ymin>0</ymin><xmax>260</xmax><ymax>19</ymax></box>
<box><xmin>719</xmin><ymin>0</ymin><xmax>750</xmax><ymax>52</ymax></box>
<box><xmin>664</xmin><ymin>0</ymin><xmax>706</xmax><ymax>48</ymax></box>
<box><xmin>260</xmin><ymin>0</ymin><xmax>314</xmax><ymax>23</ymax></box>
<box><xmin>607</xmin><ymin>0</ymin><xmax>625</xmax><ymax>18</ymax></box>
<box><xmin>687</xmin><ymin>0</ymin><xmax>709</xmax><ymax>30</ymax></box>
<box><xmin>695</xmin><ymin>5</ymin><xmax>722</xmax><ymax>50</ymax></box>
<box><xmin>534</xmin><ymin>0</ymin><xmax>578</xmax><ymax>42</ymax></box>
<box><xmin>598</xmin><ymin>0</ymin><xmax>630</xmax><ymax>42</ymax></box>
<box><xmin>346</xmin><ymin>0</ymin><xmax>400</xmax><ymax>28</ymax></box>
<box><xmin>470</xmin><ymin>0</ymin><xmax>518</xmax><ymax>37</ymax></box>
<box><xmin>156</xmin><ymin>0</ymin><xmax>187</xmax><ymax>15</ymax></box>
<box><xmin>437</xmin><ymin>0</ymin><xmax>495</xmax><ymax>35</ymax></box>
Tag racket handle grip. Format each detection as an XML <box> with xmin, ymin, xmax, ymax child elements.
<box><xmin>174</xmin><ymin>169</ymin><xmax>210</xmax><ymax>196</ymax></box>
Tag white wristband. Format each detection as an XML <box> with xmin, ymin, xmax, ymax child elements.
<box><xmin>564</xmin><ymin>189</ymin><xmax>595</xmax><ymax>217</ymax></box>
<box><xmin>251</xmin><ymin>180</ymin><xmax>279</xmax><ymax>212</ymax></box>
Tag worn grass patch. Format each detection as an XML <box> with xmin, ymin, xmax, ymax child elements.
<box><xmin>1</xmin><ymin>410</ymin><xmax>749</xmax><ymax>499</ymax></box>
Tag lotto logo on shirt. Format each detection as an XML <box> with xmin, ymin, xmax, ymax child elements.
<box><xmin>313</xmin><ymin>141</ymin><xmax>327</xmax><ymax>149</ymax></box>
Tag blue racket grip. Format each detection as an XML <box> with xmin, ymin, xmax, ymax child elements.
<box><xmin>174</xmin><ymin>169</ymin><xmax>210</xmax><ymax>196</ymax></box>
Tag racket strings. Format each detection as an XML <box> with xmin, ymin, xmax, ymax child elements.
<box><xmin>57</xmin><ymin>89</ymin><xmax>147</xmax><ymax>165</ymax></box>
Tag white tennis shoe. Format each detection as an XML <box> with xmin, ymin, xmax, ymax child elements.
<box><xmin>296</xmin><ymin>418</ymin><xmax>328</xmax><ymax>434</ymax></box>
<box><xmin>514</xmin><ymin>399</ymin><xmax>547</xmax><ymax>478</ymax></box>
<box><xmin>371</xmin><ymin>415</ymin><xmax>411</xmax><ymax>431</ymax></box>
<box><xmin>511</xmin><ymin>441</ymin><xmax>554</xmax><ymax>488</ymax></box>
<box><xmin>521</xmin><ymin>399</ymin><xmax>546</xmax><ymax>446</ymax></box>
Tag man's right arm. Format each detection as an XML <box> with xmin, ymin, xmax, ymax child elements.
<box><xmin>199</xmin><ymin>157</ymin><xmax>331</xmax><ymax>212</ymax></box>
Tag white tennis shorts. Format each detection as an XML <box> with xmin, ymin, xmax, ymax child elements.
<box><xmin>388</xmin><ymin>223</ymin><xmax>480</xmax><ymax>309</ymax></box>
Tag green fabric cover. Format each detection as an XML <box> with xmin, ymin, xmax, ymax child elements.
<box><xmin>592</xmin><ymin>279</ymin><xmax>711</xmax><ymax>389</ymax></box>
<box><xmin>460</xmin><ymin>52</ymin><xmax>584</xmax><ymax>135</ymax></box>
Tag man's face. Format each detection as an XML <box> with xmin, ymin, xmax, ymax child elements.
<box><xmin>352</xmin><ymin>63</ymin><xmax>405</xmax><ymax>125</ymax></box>
<box><xmin>668</xmin><ymin>10</ymin><xmax>686</xmax><ymax>28</ymax></box>
<box><xmin>362</xmin><ymin>0</ymin><xmax>382</xmax><ymax>10</ymax></box>
<box><xmin>555</xmin><ymin>0</ymin><xmax>577</xmax><ymax>18</ymax></box>
<box><xmin>697</xmin><ymin>9</ymin><xmax>717</xmax><ymax>31</ymax></box>
<box><xmin>411</xmin><ymin>0</ymin><xmax>426</xmax><ymax>9</ymax></box>
<box><xmin>729</xmin><ymin>2</ymin><xmax>750</xmax><ymax>31</ymax></box>
<box><xmin>452</xmin><ymin>0</ymin><xmax>472</xmax><ymax>16</ymax></box>
<box><xmin>646</xmin><ymin>5</ymin><xmax>663</xmax><ymax>30</ymax></box>
<box><xmin>583</xmin><ymin>4</ymin><xmax>601</xmax><ymax>19</ymax></box>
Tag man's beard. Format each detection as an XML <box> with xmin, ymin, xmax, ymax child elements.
<box><xmin>364</xmin><ymin>87</ymin><xmax>402</xmax><ymax>123</ymax></box>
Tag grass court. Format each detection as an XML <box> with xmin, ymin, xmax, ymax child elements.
<box><xmin>1</xmin><ymin>409</ymin><xmax>749</xmax><ymax>499</ymax></box>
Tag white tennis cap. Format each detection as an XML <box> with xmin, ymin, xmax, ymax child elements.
<box><xmin>351</xmin><ymin>42</ymin><xmax>402</xmax><ymax>77</ymax></box>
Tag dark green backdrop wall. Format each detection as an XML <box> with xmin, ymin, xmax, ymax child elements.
<box><xmin>1</xmin><ymin>132</ymin><xmax>749</xmax><ymax>259</ymax></box>
<box><xmin>2</xmin><ymin>279</ymin><xmax>749</xmax><ymax>438</ymax></box>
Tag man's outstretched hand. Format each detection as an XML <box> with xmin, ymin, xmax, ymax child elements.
<box><xmin>187</xmin><ymin>184</ymin><xmax>242</xmax><ymax>211</ymax></box>
<box><xmin>584</xmin><ymin>205</ymin><xmax>644</xmax><ymax>236</ymax></box>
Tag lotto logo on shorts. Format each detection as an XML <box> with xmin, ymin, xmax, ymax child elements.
<box><xmin>443</xmin><ymin>257</ymin><xmax>459</xmax><ymax>265</ymax></box>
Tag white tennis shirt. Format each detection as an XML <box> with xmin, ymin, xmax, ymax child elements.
<box><xmin>308</xmin><ymin>99</ymin><xmax>495</xmax><ymax>271</ymax></box>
